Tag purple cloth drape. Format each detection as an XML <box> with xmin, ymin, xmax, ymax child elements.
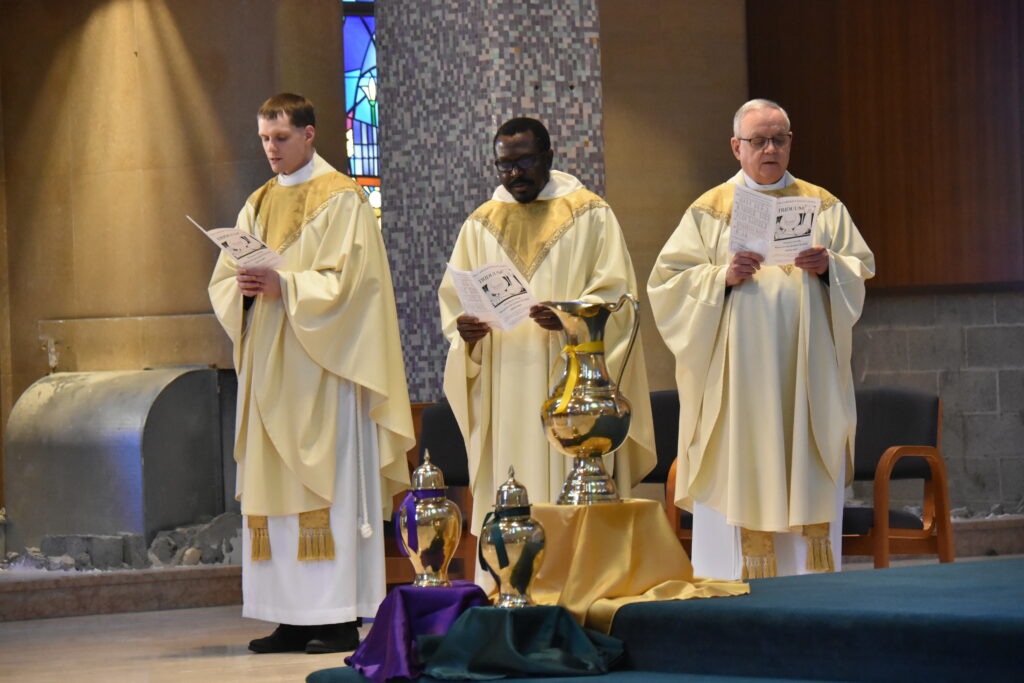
<box><xmin>345</xmin><ymin>580</ymin><xmax>490</xmax><ymax>683</ymax></box>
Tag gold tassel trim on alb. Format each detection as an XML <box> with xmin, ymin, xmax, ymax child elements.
<box><xmin>298</xmin><ymin>508</ymin><xmax>335</xmax><ymax>562</ymax></box>
<box><xmin>802</xmin><ymin>522</ymin><xmax>835</xmax><ymax>573</ymax></box>
<box><xmin>248</xmin><ymin>515</ymin><xmax>271</xmax><ymax>561</ymax></box>
<box><xmin>740</xmin><ymin>528</ymin><xmax>777</xmax><ymax>579</ymax></box>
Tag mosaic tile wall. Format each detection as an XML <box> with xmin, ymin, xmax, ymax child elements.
<box><xmin>377</xmin><ymin>0</ymin><xmax>606</xmax><ymax>402</ymax></box>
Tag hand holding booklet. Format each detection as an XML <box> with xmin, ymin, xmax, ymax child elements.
<box><xmin>446</xmin><ymin>262</ymin><xmax>538</xmax><ymax>331</ymax></box>
<box><xmin>188</xmin><ymin>215</ymin><xmax>283</xmax><ymax>269</ymax></box>
<box><xmin>728</xmin><ymin>185</ymin><xmax>820</xmax><ymax>266</ymax></box>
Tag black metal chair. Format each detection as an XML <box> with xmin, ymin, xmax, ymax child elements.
<box><xmin>842</xmin><ymin>386</ymin><xmax>955</xmax><ymax>568</ymax></box>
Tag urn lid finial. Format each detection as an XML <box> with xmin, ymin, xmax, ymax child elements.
<box><xmin>495</xmin><ymin>466</ymin><xmax>530</xmax><ymax>509</ymax></box>
<box><xmin>412</xmin><ymin>452</ymin><xmax>446</xmax><ymax>490</ymax></box>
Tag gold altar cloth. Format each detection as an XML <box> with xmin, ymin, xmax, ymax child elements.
<box><xmin>529</xmin><ymin>499</ymin><xmax>749</xmax><ymax>632</ymax></box>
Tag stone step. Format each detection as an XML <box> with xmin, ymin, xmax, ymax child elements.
<box><xmin>0</xmin><ymin>565</ymin><xmax>241</xmax><ymax>622</ymax></box>
<box><xmin>4</xmin><ymin>517</ymin><xmax>1021</xmax><ymax>623</ymax></box>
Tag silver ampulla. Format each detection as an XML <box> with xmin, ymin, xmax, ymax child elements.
<box><xmin>396</xmin><ymin>453</ymin><xmax>462</xmax><ymax>587</ymax></box>
<box><xmin>478</xmin><ymin>467</ymin><xmax>546</xmax><ymax>608</ymax></box>
<box><xmin>539</xmin><ymin>293</ymin><xmax>640</xmax><ymax>505</ymax></box>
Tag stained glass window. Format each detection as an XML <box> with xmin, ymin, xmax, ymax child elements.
<box><xmin>342</xmin><ymin>1</ymin><xmax>381</xmax><ymax>218</ymax></box>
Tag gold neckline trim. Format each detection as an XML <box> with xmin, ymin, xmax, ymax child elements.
<box><xmin>474</xmin><ymin>198</ymin><xmax>607</xmax><ymax>281</ymax></box>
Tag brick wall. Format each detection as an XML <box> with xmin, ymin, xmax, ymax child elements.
<box><xmin>852</xmin><ymin>290</ymin><xmax>1024</xmax><ymax>512</ymax></box>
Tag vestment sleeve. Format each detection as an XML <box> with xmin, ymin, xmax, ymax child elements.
<box><xmin>439</xmin><ymin>220</ymin><xmax>490</xmax><ymax>496</ymax></box>
<box><xmin>276</xmin><ymin>191</ymin><xmax>414</xmax><ymax>503</ymax></box>
<box><xmin>814</xmin><ymin>201</ymin><xmax>875</xmax><ymax>480</ymax></box>
<box><xmin>647</xmin><ymin>208</ymin><xmax>730</xmax><ymax>508</ymax></box>
<box><xmin>438</xmin><ymin>218</ymin><xmax>483</xmax><ymax>370</ymax></box>
<box><xmin>823</xmin><ymin>201</ymin><xmax>875</xmax><ymax>341</ymax></box>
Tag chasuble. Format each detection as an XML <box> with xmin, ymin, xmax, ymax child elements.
<box><xmin>648</xmin><ymin>171</ymin><xmax>874</xmax><ymax>577</ymax></box>
<box><xmin>439</xmin><ymin>171</ymin><xmax>657</xmax><ymax>531</ymax></box>
<box><xmin>209</xmin><ymin>153</ymin><xmax>413</xmax><ymax>623</ymax></box>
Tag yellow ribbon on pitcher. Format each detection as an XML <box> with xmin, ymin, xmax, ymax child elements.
<box><xmin>554</xmin><ymin>341</ymin><xmax>605</xmax><ymax>414</ymax></box>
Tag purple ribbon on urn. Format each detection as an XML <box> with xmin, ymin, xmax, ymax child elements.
<box><xmin>396</xmin><ymin>488</ymin><xmax>446</xmax><ymax>555</ymax></box>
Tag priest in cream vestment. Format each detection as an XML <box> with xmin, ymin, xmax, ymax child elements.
<box><xmin>648</xmin><ymin>100</ymin><xmax>874</xmax><ymax>580</ymax></box>
<box><xmin>209</xmin><ymin>94</ymin><xmax>413</xmax><ymax>654</ymax></box>
<box><xmin>439</xmin><ymin>118</ymin><xmax>656</xmax><ymax>539</ymax></box>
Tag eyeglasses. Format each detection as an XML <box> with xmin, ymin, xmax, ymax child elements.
<box><xmin>494</xmin><ymin>154</ymin><xmax>543</xmax><ymax>174</ymax></box>
<box><xmin>737</xmin><ymin>133</ymin><xmax>792</xmax><ymax>151</ymax></box>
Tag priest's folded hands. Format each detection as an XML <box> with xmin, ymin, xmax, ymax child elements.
<box><xmin>236</xmin><ymin>267</ymin><xmax>282</xmax><ymax>299</ymax></box>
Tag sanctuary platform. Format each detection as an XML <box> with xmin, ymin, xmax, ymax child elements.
<box><xmin>310</xmin><ymin>557</ymin><xmax>1023</xmax><ymax>683</ymax></box>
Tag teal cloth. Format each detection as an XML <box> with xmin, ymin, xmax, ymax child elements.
<box><xmin>419</xmin><ymin>606</ymin><xmax>623</xmax><ymax>680</ymax></box>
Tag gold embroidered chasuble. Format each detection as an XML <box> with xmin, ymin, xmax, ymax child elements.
<box><xmin>440</xmin><ymin>172</ymin><xmax>657</xmax><ymax>531</ymax></box>
<box><xmin>648</xmin><ymin>171</ymin><xmax>875</xmax><ymax>535</ymax></box>
<box><xmin>209</xmin><ymin>154</ymin><xmax>413</xmax><ymax>521</ymax></box>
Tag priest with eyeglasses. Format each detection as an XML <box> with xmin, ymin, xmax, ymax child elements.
<box><xmin>648</xmin><ymin>99</ymin><xmax>875</xmax><ymax>580</ymax></box>
<box><xmin>438</xmin><ymin>117</ymin><xmax>656</xmax><ymax>550</ymax></box>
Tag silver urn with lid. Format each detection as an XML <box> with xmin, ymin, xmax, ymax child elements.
<box><xmin>478</xmin><ymin>467</ymin><xmax>546</xmax><ymax>608</ymax></box>
<box><xmin>397</xmin><ymin>453</ymin><xmax>463</xmax><ymax>587</ymax></box>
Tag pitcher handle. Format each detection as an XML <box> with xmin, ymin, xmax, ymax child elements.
<box><xmin>608</xmin><ymin>293</ymin><xmax>640</xmax><ymax>392</ymax></box>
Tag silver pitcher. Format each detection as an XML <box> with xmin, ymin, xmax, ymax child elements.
<box><xmin>540</xmin><ymin>293</ymin><xmax>640</xmax><ymax>504</ymax></box>
<box><xmin>479</xmin><ymin>467</ymin><xmax>546</xmax><ymax>608</ymax></box>
<box><xmin>396</xmin><ymin>453</ymin><xmax>462</xmax><ymax>587</ymax></box>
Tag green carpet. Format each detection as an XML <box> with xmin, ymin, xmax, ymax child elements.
<box><xmin>611</xmin><ymin>558</ymin><xmax>1024</xmax><ymax>682</ymax></box>
<box><xmin>308</xmin><ymin>559</ymin><xmax>1023</xmax><ymax>682</ymax></box>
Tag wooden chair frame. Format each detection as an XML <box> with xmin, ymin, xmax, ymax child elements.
<box><xmin>842</xmin><ymin>443</ymin><xmax>955</xmax><ymax>568</ymax></box>
<box><xmin>665</xmin><ymin>394</ymin><xmax>954</xmax><ymax>569</ymax></box>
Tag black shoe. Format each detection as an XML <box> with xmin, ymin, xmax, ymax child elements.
<box><xmin>248</xmin><ymin>624</ymin><xmax>314</xmax><ymax>653</ymax></box>
<box><xmin>305</xmin><ymin>621</ymin><xmax>360</xmax><ymax>654</ymax></box>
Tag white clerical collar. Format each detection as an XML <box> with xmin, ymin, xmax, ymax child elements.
<box><xmin>742</xmin><ymin>170</ymin><xmax>793</xmax><ymax>191</ymax></box>
<box><xmin>491</xmin><ymin>169</ymin><xmax>584</xmax><ymax>203</ymax></box>
<box><xmin>278</xmin><ymin>153</ymin><xmax>316</xmax><ymax>186</ymax></box>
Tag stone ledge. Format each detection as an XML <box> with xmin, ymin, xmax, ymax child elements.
<box><xmin>952</xmin><ymin>516</ymin><xmax>1024</xmax><ymax>557</ymax></box>
<box><xmin>38</xmin><ymin>314</ymin><xmax>232</xmax><ymax>372</ymax></box>
<box><xmin>0</xmin><ymin>565</ymin><xmax>240</xmax><ymax>622</ymax></box>
<box><xmin>844</xmin><ymin>517</ymin><xmax>1024</xmax><ymax>565</ymax></box>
